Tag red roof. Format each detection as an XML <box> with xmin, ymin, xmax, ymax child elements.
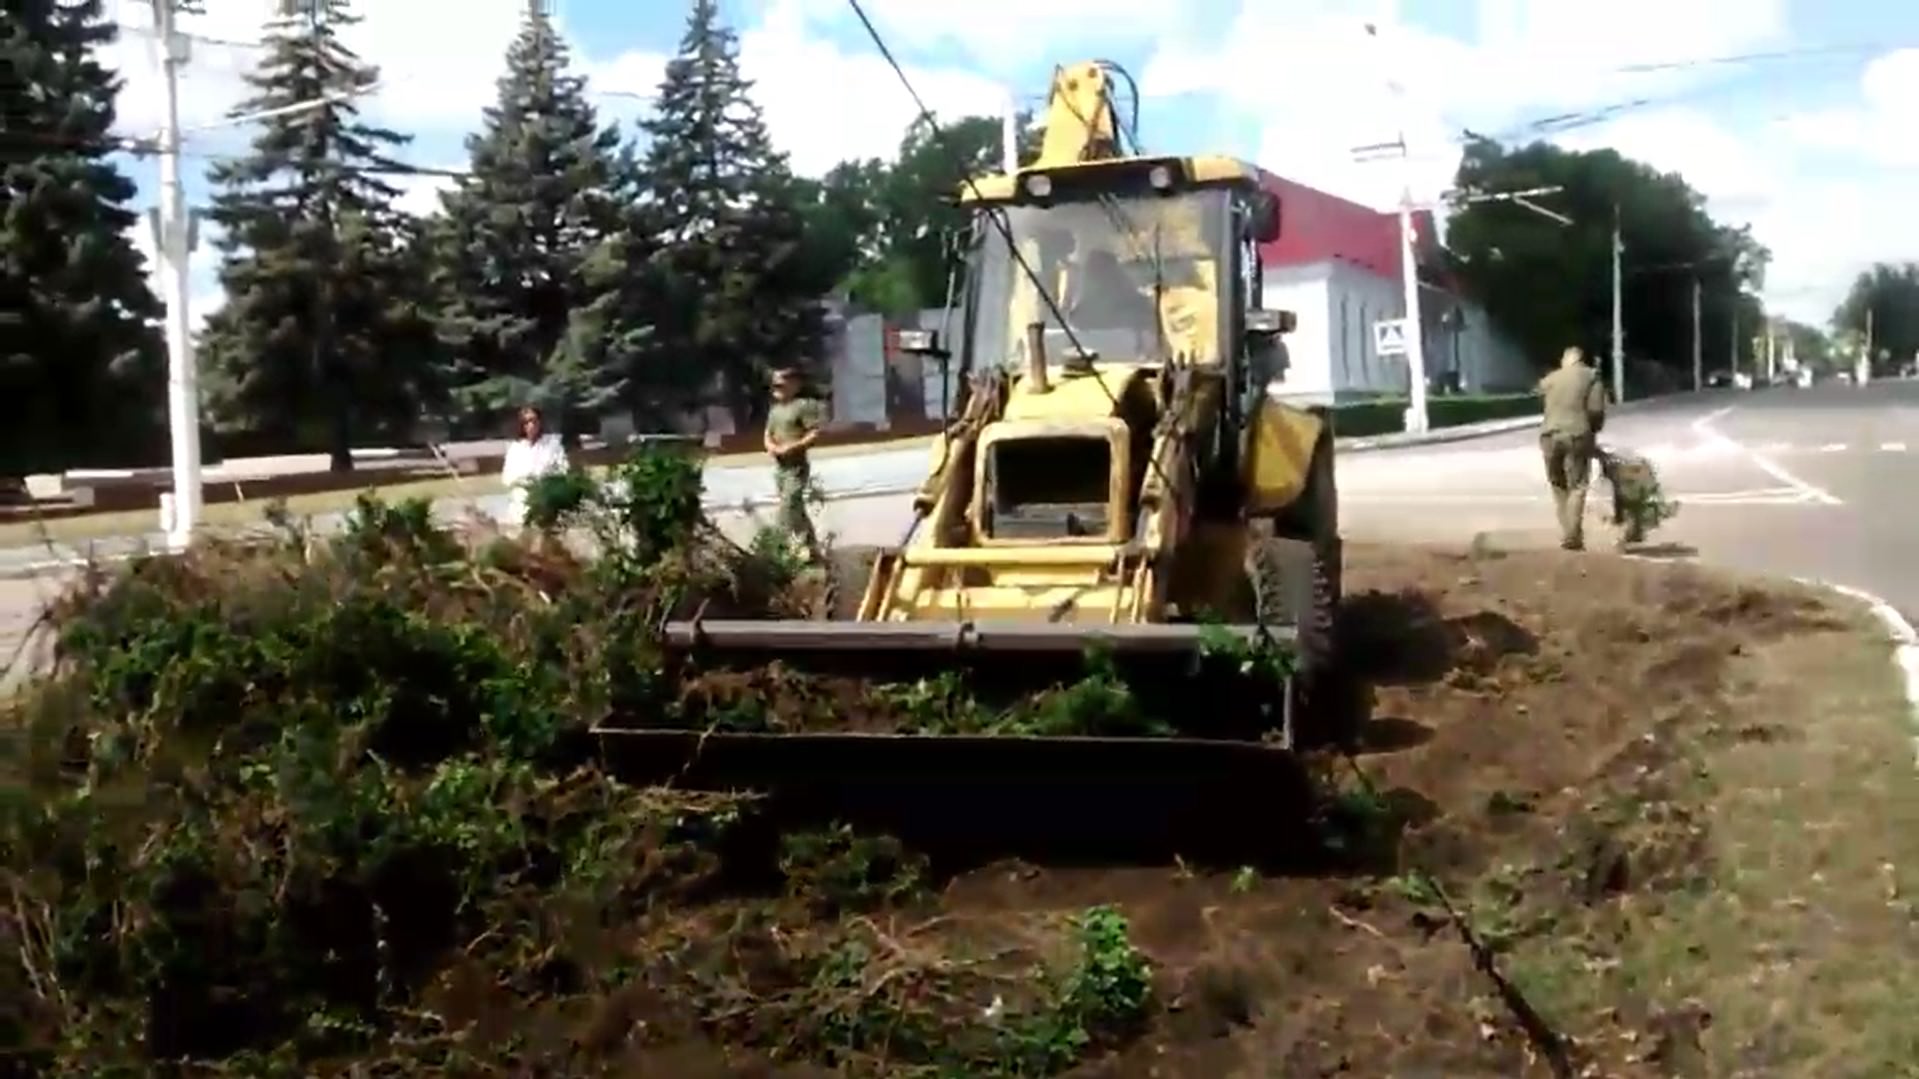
<box><xmin>1254</xmin><ymin>169</ymin><xmax>1438</xmax><ymax>283</ymax></box>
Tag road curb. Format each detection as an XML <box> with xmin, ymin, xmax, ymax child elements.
<box><xmin>1796</xmin><ymin>578</ymin><xmax>1919</xmax><ymax>766</ymax></box>
<box><xmin>1337</xmin><ymin>415</ymin><xmax>1540</xmax><ymax>452</ymax></box>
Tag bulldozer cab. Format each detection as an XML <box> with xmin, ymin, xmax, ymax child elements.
<box><xmin>982</xmin><ymin>185</ymin><xmax>1232</xmax><ymax>372</ymax></box>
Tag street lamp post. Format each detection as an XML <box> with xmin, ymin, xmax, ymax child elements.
<box><xmin>151</xmin><ymin>0</ymin><xmax>201</xmax><ymax>551</ymax></box>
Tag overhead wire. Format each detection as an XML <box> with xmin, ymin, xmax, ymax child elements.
<box><xmin>840</xmin><ymin>0</ymin><xmax>1189</xmax><ymax>511</ymax></box>
<box><xmin>840</xmin><ymin>0</ymin><xmax>1091</xmax><ymax>367</ymax></box>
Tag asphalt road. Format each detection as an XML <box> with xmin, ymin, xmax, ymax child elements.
<box><xmin>5</xmin><ymin>382</ymin><xmax>1914</xmax><ymax>680</ymax></box>
<box><xmin>1334</xmin><ymin>379</ymin><xmax>1919</xmax><ymax>621</ymax></box>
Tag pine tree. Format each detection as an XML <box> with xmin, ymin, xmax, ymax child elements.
<box><xmin>639</xmin><ymin>0</ymin><xmax>826</xmax><ymax>428</ymax></box>
<box><xmin>0</xmin><ymin>0</ymin><xmax>165</xmax><ymax>474</ymax></box>
<box><xmin>428</xmin><ymin>3</ymin><xmax>629</xmax><ymax>433</ymax></box>
<box><xmin>198</xmin><ymin>0</ymin><xmax>429</xmax><ymax>470</ymax></box>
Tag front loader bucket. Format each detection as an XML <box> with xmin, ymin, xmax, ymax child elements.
<box><xmin>660</xmin><ymin>617</ymin><xmax>1293</xmax><ymax>656</ymax></box>
<box><xmin>591</xmin><ymin>726</ymin><xmax>1317</xmax><ymax>865</ymax></box>
<box><xmin>656</xmin><ymin>616</ymin><xmax>1303</xmax><ymax>737</ymax></box>
<box><xmin>590</xmin><ymin>615</ymin><xmax>1331</xmax><ymax>863</ymax></box>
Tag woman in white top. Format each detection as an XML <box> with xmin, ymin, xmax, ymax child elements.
<box><xmin>499</xmin><ymin>404</ymin><xmax>569</xmax><ymax>527</ymax></box>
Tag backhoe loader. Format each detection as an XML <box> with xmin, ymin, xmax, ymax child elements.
<box><xmin>599</xmin><ymin>61</ymin><xmax>1349</xmax><ymax>819</ymax></box>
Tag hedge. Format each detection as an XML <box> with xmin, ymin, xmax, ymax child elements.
<box><xmin>1328</xmin><ymin>393</ymin><xmax>1540</xmax><ymax>439</ymax></box>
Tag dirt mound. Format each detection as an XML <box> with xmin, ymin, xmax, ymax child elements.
<box><xmin>914</xmin><ymin>542</ymin><xmax>1867</xmax><ymax>1077</ymax></box>
<box><xmin>7</xmin><ymin>490</ymin><xmax>1888</xmax><ymax>1078</ymax></box>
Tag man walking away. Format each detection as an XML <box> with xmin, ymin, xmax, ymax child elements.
<box><xmin>1536</xmin><ymin>346</ymin><xmax>1608</xmax><ymax>550</ymax></box>
<box><xmin>764</xmin><ymin>367</ymin><xmax>825</xmax><ymax>562</ymax></box>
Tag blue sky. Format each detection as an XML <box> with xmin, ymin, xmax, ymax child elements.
<box><xmin>100</xmin><ymin>0</ymin><xmax>1919</xmax><ymax>328</ymax></box>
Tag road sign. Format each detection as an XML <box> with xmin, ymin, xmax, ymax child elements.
<box><xmin>1374</xmin><ymin>318</ymin><xmax>1409</xmax><ymax>357</ymax></box>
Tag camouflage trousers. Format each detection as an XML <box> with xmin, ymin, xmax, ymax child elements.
<box><xmin>775</xmin><ymin>464</ymin><xmax>822</xmax><ymax>560</ymax></box>
<box><xmin>1539</xmin><ymin>432</ymin><xmax>1596</xmax><ymax>549</ymax></box>
<box><xmin>1598</xmin><ymin>449</ymin><xmax>1656</xmax><ymax>544</ymax></box>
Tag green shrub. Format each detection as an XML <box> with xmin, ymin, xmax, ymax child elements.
<box><xmin>1329</xmin><ymin>393</ymin><xmax>1541</xmax><ymax>439</ymax></box>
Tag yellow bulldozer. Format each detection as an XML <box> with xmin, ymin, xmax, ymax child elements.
<box><xmin>650</xmin><ymin>60</ymin><xmax>1351</xmax><ymax>757</ymax></box>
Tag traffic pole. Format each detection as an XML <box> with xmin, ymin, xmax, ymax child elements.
<box><xmin>152</xmin><ymin>0</ymin><xmax>203</xmax><ymax>550</ymax></box>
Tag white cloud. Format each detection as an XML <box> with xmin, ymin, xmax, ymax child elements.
<box><xmin>586</xmin><ymin>1</ymin><xmax>1011</xmax><ymax>177</ymax></box>
<box><xmin>772</xmin><ymin>0</ymin><xmax>1188</xmax><ymax>71</ymax></box>
<box><xmin>96</xmin><ymin>0</ymin><xmax>1888</xmax><ymax>330</ymax></box>
<box><xmin>106</xmin><ymin>0</ymin><xmax>526</xmax><ymax>145</ymax></box>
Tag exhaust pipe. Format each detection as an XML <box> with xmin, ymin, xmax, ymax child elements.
<box><xmin>1025</xmin><ymin>321</ymin><xmax>1052</xmax><ymax>393</ymax></box>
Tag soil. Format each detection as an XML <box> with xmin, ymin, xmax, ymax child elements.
<box><xmin>575</xmin><ymin>541</ymin><xmax>1866</xmax><ymax>1077</ymax></box>
<box><xmin>17</xmin><ymin>537</ymin><xmax>1886</xmax><ymax>1077</ymax></box>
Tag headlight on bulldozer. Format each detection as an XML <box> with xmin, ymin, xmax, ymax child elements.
<box><xmin>1148</xmin><ymin>164</ymin><xmax>1174</xmax><ymax>191</ymax></box>
<box><xmin>1024</xmin><ymin>173</ymin><xmax>1053</xmax><ymax>199</ymax></box>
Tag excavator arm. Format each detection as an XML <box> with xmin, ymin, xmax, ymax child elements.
<box><xmin>1034</xmin><ymin>61</ymin><xmax>1125</xmax><ymax>167</ymax></box>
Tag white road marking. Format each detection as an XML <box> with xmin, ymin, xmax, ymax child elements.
<box><xmin>1343</xmin><ymin>488</ymin><xmax>1819</xmax><ymax>506</ymax></box>
<box><xmin>1820</xmin><ymin>443</ymin><xmax>1848</xmax><ymax>453</ymax></box>
<box><xmin>1689</xmin><ymin>408</ymin><xmax>1844</xmax><ymax>506</ymax></box>
<box><xmin>1883</xmin><ymin>442</ymin><xmax>1908</xmax><ymax>453</ymax></box>
<box><xmin>1795</xmin><ymin>579</ymin><xmax>1919</xmax><ymax>770</ymax></box>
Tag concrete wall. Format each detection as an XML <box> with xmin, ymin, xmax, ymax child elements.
<box><xmin>1262</xmin><ymin>265</ymin><xmax>1336</xmax><ymax>403</ymax></box>
<box><xmin>833</xmin><ymin>312</ymin><xmax>890</xmax><ymax>429</ymax></box>
<box><xmin>1267</xmin><ymin>259</ymin><xmax>1534</xmax><ymax>403</ymax></box>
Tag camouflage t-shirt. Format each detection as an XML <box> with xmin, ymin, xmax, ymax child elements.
<box><xmin>765</xmin><ymin>397</ymin><xmax>826</xmax><ymax>471</ymax></box>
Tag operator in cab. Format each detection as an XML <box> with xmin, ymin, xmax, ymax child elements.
<box><xmin>1536</xmin><ymin>346</ymin><xmax>1609</xmax><ymax>551</ymax></box>
<box><xmin>1065</xmin><ymin>247</ymin><xmax>1159</xmax><ymax>339</ymax></box>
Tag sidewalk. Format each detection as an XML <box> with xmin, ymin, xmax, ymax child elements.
<box><xmin>0</xmin><ymin>401</ymin><xmax>1701</xmax><ymax>581</ymax></box>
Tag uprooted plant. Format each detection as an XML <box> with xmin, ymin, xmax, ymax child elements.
<box><xmin>0</xmin><ymin>442</ymin><xmax>1166</xmax><ymax>1076</ymax></box>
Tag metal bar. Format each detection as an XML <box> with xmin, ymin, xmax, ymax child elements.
<box><xmin>895</xmin><ymin>544</ymin><xmax>1126</xmax><ymax>567</ymax></box>
<box><xmin>661</xmin><ymin>618</ymin><xmax>1295</xmax><ymax>653</ymax></box>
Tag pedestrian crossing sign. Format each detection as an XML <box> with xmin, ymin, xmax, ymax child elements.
<box><xmin>1374</xmin><ymin>318</ymin><xmax>1409</xmax><ymax>356</ymax></box>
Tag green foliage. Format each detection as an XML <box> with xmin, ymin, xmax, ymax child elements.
<box><xmin>1832</xmin><ymin>261</ymin><xmax>1919</xmax><ymax>376</ymax></box>
<box><xmin>779</xmin><ymin>824</ymin><xmax>929</xmax><ymax>915</ymax></box>
<box><xmin>802</xmin><ymin>114</ymin><xmax>1044</xmax><ymax>315</ymax></box>
<box><xmin>521</xmin><ymin>468</ymin><xmax>599</xmax><ymax>532</ymax></box>
<box><xmin>427</xmin><ymin>5</ymin><xmax>635</xmax><ymax>431</ymax></box>
<box><xmin>0</xmin><ymin>0</ymin><xmax>165</xmax><ymax>474</ymax></box>
<box><xmin>1</xmin><ymin>474</ymin><xmax>804</xmax><ymax>1069</ymax></box>
<box><xmin>637</xmin><ymin>0</ymin><xmax>828</xmax><ymax>426</ymax></box>
<box><xmin>872</xmin><ymin>651</ymin><xmax>1173</xmax><ymax>738</ymax></box>
<box><xmin>1330</xmin><ymin>393</ymin><xmax>1542</xmax><ymax>438</ymax></box>
<box><xmin>1446</xmin><ymin>138</ymin><xmax>1769</xmax><ymax>382</ymax></box>
<box><xmin>1599</xmin><ymin>450</ymin><xmax>1680</xmax><ymax>544</ymax></box>
<box><xmin>196</xmin><ymin>0</ymin><xmax>436</xmax><ymax>470</ymax></box>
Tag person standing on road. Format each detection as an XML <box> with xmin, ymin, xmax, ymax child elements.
<box><xmin>500</xmin><ymin>404</ymin><xmax>569</xmax><ymax>529</ymax></box>
<box><xmin>764</xmin><ymin>367</ymin><xmax>826</xmax><ymax>561</ymax></box>
<box><xmin>1536</xmin><ymin>346</ymin><xmax>1608</xmax><ymax>550</ymax></box>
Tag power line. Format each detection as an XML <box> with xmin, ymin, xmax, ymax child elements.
<box><xmin>1611</xmin><ymin>42</ymin><xmax>1904</xmax><ymax>74</ymax></box>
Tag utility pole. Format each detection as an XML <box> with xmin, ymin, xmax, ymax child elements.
<box><xmin>1691</xmin><ymin>275</ymin><xmax>1702</xmax><ymax>392</ymax></box>
<box><xmin>1397</xmin><ymin>174</ymin><xmax>1429</xmax><ymax>433</ymax></box>
<box><xmin>1862</xmin><ymin>306</ymin><xmax>1874</xmax><ymax>386</ymax></box>
<box><xmin>151</xmin><ymin>0</ymin><xmax>202</xmax><ymax>551</ymax></box>
<box><xmin>1361</xmin><ymin>18</ymin><xmax>1428</xmax><ymax>433</ymax></box>
<box><xmin>1729</xmin><ymin>304</ymin><xmax>1738</xmax><ymax>378</ymax></box>
<box><xmin>1610</xmin><ymin>203</ymin><xmax>1624</xmax><ymax>402</ymax></box>
<box><xmin>1002</xmin><ymin>89</ymin><xmax>1019</xmax><ymax>173</ymax></box>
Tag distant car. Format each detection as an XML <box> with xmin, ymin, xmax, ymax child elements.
<box><xmin>1705</xmin><ymin>369</ymin><xmax>1735</xmax><ymax>388</ymax></box>
<box><xmin>1836</xmin><ymin>371</ymin><xmax>1854</xmax><ymax>384</ymax></box>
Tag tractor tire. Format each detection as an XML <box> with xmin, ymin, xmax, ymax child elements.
<box><xmin>1247</xmin><ymin>535</ymin><xmax>1360</xmax><ymax>749</ymax></box>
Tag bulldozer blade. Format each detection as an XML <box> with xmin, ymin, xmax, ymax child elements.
<box><xmin>660</xmin><ymin>618</ymin><xmax>1297</xmax><ymax>655</ymax></box>
<box><xmin>659</xmin><ymin>617</ymin><xmax>1307</xmax><ymax>744</ymax></box>
<box><xmin>591</xmin><ymin>726</ymin><xmax>1319</xmax><ymax>865</ymax></box>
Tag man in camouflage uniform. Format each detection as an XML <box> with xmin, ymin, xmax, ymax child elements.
<box><xmin>764</xmin><ymin>366</ymin><xmax>825</xmax><ymax>561</ymax></box>
<box><xmin>1536</xmin><ymin>346</ymin><xmax>1609</xmax><ymax>550</ymax></box>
